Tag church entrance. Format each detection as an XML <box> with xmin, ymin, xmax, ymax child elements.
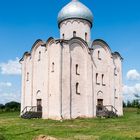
<box><xmin>37</xmin><ymin>99</ymin><xmax>42</xmax><ymax>112</ymax></box>
<box><xmin>97</xmin><ymin>99</ymin><xmax>103</xmax><ymax>111</ymax></box>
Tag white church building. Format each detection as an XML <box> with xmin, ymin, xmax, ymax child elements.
<box><xmin>20</xmin><ymin>0</ymin><xmax>123</xmax><ymax>120</ymax></box>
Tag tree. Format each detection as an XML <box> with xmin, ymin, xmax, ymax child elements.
<box><xmin>134</xmin><ymin>94</ymin><xmax>140</xmax><ymax>114</ymax></box>
<box><xmin>5</xmin><ymin>101</ymin><xmax>20</xmax><ymax>111</ymax></box>
<box><xmin>127</xmin><ymin>101</ymin><xmax>132</xmax><ymax>107</ymax></box>
<box><xmin>123</xmin><ymin>101</ymin><xmax>126</xmax><ymax>107</ymax></box>
<box><xmin>0</xmin><ymin>104</ymin><xmax>5</xmax><ymax>110</ymax></box>
<box><xmin>131</xmin><ymin>100</ymin><xmax>139</xmax><ymax>108</ymax></box>
<box><xmin>0</xmin><ymin>104</ymin><xmax>5</xmax><ymax>112</ymax></box>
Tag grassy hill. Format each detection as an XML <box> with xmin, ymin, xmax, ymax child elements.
<box><xmin>0</xmin><ymin>108</ymin><xmax>140</xmax><ymax>140</ymax></box>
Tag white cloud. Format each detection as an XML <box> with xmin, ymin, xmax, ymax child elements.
<box><xmin>0</xmin><ymin>57</ymin><xmax>21</xmax><ymax>75</ymax></box>
<box><xmin>123</xmin><ymin>83</ymin><xmax>140</xmax><ymax>95</ymax></box>
<box><xmin>0</xmin><ymin>81</ymin><xmax>20</xmax><ymax>104</ymax></box>
<box><xmin>123</xmin><ymin>83</ymin><xmax>140</xmax><ymax>101</ymax></box>
<box><xmin>0</xmin><ymin>82</ymin><xmax>12</xmax><ymax>87</ymax></box>
<box><xmin>126</xmin><ymin>69</ymin><xmax>140</xmax><ymax>80</ymax></box>
<box><xmin>0</xmin><ymin>92</ymin><xmax>20</xmax><ymax>104</ymax></box>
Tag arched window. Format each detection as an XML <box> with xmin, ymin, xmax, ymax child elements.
<box><xmin>27</xmin><ymin>72</ymin><xmax>29</xmax><ymax>81</ymax></box>
<box><xmin>37</xmin><ymin>90</ymin><xmax>41</xmax><ymax>95</ymax></box>
<box><xmin>76</xmin><ymin>64</ymin><xmax>80</xmax><ymax>75</ymax></box>
<box><xmin>62</xmin><ymin>33</ymin><xmax>65</xmax><ymax>39</ymax></box>
<box><xmin>51</xmin><ymin>62</ymin><xmax>55</xmax><ymax>72</ymax></box>
<box><xmin>76</xmin><ymin>82</ymin><xmax>80</xmax><ymax>95</ymax></box>
<box><xmin>85</xmin><ymin>32</ymin><xmax>87</xmax><ymax>41</ymax></box>
<box><xmin>96</xmin><ymin>73</ymin><xmax>100</xmax><ymax>85</ymax></box>
<box><xmin>98</xmin><ymin>51</ymin><xmax>101</xmax><ymax>60</ymax></box>
<box><xmin>102</xmin><ymin>74</ymin><xmax>106</xmax><ymax>86</ymax></box>
<box><xmin>73</xmin><ymin>31</ymin><xmax>76</xmax><ymax>37</ymax></box>
<box><xmin>38</xmin><ymin>51</ymin><xmax>41</xmax><ymax>61</ymax></box>
<box><xmin>114</xmin><ymin>89</ymin><xmax>118</xmax><ymax>98</ymax></box>
<box><xmin>114</xmin><ymin>68</ymin><xmax>117</xmax><ymax>76</ymax></box>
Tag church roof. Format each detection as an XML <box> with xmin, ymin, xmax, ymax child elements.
<box><xmin>57</xmin><ymin>0</ymin><xmax>93</xmax><ymax>27</ymax></box>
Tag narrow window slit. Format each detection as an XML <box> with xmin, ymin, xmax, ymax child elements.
<box><xmin>76</xmin><ymin>82</ymin><xmax>80</xmax><ymax>95</ymax></box>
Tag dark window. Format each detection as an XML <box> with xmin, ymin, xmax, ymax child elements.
<box><xmin>76</xmin><ymin>64</ymin><xmax>80</xmax><ymax>75</ymax></box>
<box><xmin>76</xmin><ymin>83</ymin><xmax>80</xmax><ymax>95</ymax></box>
<box><xmin>37</xmin><ymin>99</ymin><xmax>42</xmax><ymax>112</ymax></box>
<box><xmin>62</xmin><ymin>34</ymin><xmax>65</xmax><ymax>39</ymax></box>
<box><xmin>51</xmin><ymin>62</ymin><xmax>55</xmax><ymax>72</ymax></box>
<box><xmin>115</xmin><ymin>89</ymin><xmax>118</xmax><ymax>99</ymax></box>
<box><xmin>114</xmin><ymin>68</ymin><xmax>117</xmax><ymax>76</ymax></box>
<box><xmin>73</xmin><ymin>31</ymin><xmax>76</xmax><ymax>37</ymax></box>
<box><xmin>102</xmin><ymin>74</ymin><xmax>106</xmax><ymax>86</ymax></box>
<box><xmin>98</xmin><ymin>51</ymin><xmax>101</xmax><ymax>60</ymax></box>
<box><xmin>27</xmin><ymin>72</ymin><xmax>29</xmax><ymax>81</ymax></box>
<box><xmin>37</xmin><ymin>90</ymin><xmax>41</xmax><ymax>95</ymax></box>
<box><xmin>85</xmin><ymin>32</ymin><xmax>87</xmax><ymax>41</ymax></box>
<box><xmin>38</xmin><ymin>51</ymin><xmax>41</xmax><ymax>61</ymax></box>
<box><xmin>96</xmin><ymin>73</ymin><xmax>100</xmax><ymax>85</ymax></box>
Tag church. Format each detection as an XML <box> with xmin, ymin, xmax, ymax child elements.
<box><xmin>20</xmin><ymin>0</ymin><xmax>123</xmax><ymax>120</ymax></box>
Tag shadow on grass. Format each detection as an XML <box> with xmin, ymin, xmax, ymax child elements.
<box><xmin>0</xmin><ymin>134</ymin><xmax>6</xmax><ymax>140</ymax></box>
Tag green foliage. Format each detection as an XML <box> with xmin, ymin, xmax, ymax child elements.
<box><xmin>131</xmin><ymin>100</ymin><xmax>139</xmax><ymax>108</ymax></box>
<box><xmin>0</xmin><ymin>104</ymin><xmax>5</xmax><ymax>110</ymax></box>
<box><xmin>125</xmin><ymin>100</ymin><xmax>140</xmax><ymax>108</ymax></box>
<box><xmin>123</xmin><ymin>101</ymin><xmax>126</xmax><ymax>107</ymax></box>
<box><xmin>127</xmin><ymin>100</ymin><xmax>132</xmax><ymax>107</ymax></box>
<box><xmin>0</xmin><ymin>101</ymin><xmax>20</xmax><ymax>112</ymax></box>
<box><xmin>0</xmin><ymin>134</ymin><xmax>5</xmax><ymax>140</ymax></box>
<box><xmin>5</xmin><ymin>101</ymin><xmax>20</xmax><ymax>111</ymax></box>
<box><xmin>0</xmin><ymin>108</ymin><xmax>140</xmax><ymax>140</ymax></box>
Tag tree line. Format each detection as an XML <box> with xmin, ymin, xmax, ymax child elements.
<box><xmin>0</xmin><ymin>100</ymin><xmax>140</xmax><ymax>113</ymax></box>
<box><xmin>0</xmin><ymin>101</ymin><xmax>20</xmax><ymax>112</ymax></box>
<box><xmin>123</xmin><ymin>100</ymin><xmax>140</xmax><ymax>108</ymax></box>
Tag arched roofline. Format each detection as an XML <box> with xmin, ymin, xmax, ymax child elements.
<box><xmin>69</xmin><ymin>37</ymin><xmax>88</xmax><ymax>48</ymax></box>
<box><xmin>20</xmin><ymin>39</ymin><xmax>45</xmax><ymax>62</ymax></box>
<box><xmin>112</xmin><ymin>51</ymin><xmax>123</xmax><ymax>60</ymax></box>
<box><xmin>30</xmin><ymin>39</ymin><xmax>44</xmax><ymax>53</ymax></box>
<box><xmin>46</xmin><ymin>37</ymin><xmax>56</xmax><ymax>48</ymax></box>
<box><xmin>20</xmin><ymin>51</ymin><xmax>31</xmax><ymax>62</ymax></box>
<box><xmin>58</xmin><ymin>18</ymin><xmax>92</xmax><ymax>29</ymax></box>
<box><xmin>91</xmin><ymin>39</ymin><xmax>112</xmax><ymax>54</ymax></box>
<box><xmin>68</xmin><ymin>37</ymin><xmax>90</xmax><ymax>53</ymax></box>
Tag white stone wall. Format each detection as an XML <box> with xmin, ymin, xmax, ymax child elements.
<box><xmin>20</xmin><ymin>38</ymin><xmax>123</xmax><ymax>119</ymax></box>
<box><xmin>47</xmin><ymin>42</ymin><xmax>62</xmax><ymax>120</ymax></box>
<box><xmin>32</xmin><ymin>46</ymin><xmax>44</xmax><ymax>106</ymax></box>
<box><xmin>61</xmin><ymin>40</ymin><xmax>96</xmax><ymax>119</ymax></box>
<box><xmin>24</xmin><ymin>55</ymin><xmax>32</xmax><ymax>107</ymax></box>
<box><xmin>31</xmin><ymin>45</ymin><xmax>49</xmax><ymax>119</ymax></box>
<box><xmin>60</xmin><ymin>19</ymin><xmax>91</xmax><ymax>42</ymax></box>
<box><xmin>20</xmin><ymin>59</ymin><xmax>25</xmax><ymax>112</ymax></box>
<box><xmin>92</xmin><ymin>45</ymin><xmax>112</xmax><ymax>107</ymax></box>
<box><xmin>113</xmin><ymin>55</ymin><xmax>123</xmax><ymax>116</ymax></box>
<box><xmin>70</xmin><ymin>42</ymin><xmax>88</xmax><ymax>118</ymax></box>
<box><xmin>91</xmin><ymin>42</ymin><xmax>123</xmax><ymax>116</ymax></box>
<box><xmin>42</xmin><ymin>48</ymin><xmax>48</xmax><ymax>119</ymax></box>
<box><xmin>61</xmin><ymin>43</ymin><xmax>71</xmax><ymax>119</ymax></box>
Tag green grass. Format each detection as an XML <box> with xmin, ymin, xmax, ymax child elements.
<box><xmin>0</xmin><ymin>108</ymin><xmax>140</xmax><ymax>140</ymax></box>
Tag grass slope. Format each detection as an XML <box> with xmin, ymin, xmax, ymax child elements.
<box><xmin>0</xmin><ymin>108</ymin><xmax>140</xmax><ymax>140</ymax></box>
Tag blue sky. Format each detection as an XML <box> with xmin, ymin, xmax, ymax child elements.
<box><xmin>0</xmin><ymin>0</ymin><xmax>140</xmax><ymax>104</ymax></box>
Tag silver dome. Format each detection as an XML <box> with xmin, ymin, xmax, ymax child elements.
<box><xmin>58</xmin><ymin>0</ymin><xmax>93</xmax><ymax>27</ymax></box>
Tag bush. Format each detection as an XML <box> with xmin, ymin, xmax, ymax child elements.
<box><xmin>5</xmin><ymin>101</ymin><xmax>20</xmax><ymax>111</ymax></box>
<box><xmin>0</xmin><ymin>101</ymin><xmax>20</xmax><ymax>112</ymax></box>
<box><xmin>0</xmin><ymin>104</ymin><xmax>5</xmax><ymax>110</ymax></box>
<box><xmin>0</xmin><ymin>134</ymin><xmax>5</xmax><ymax>140</ymax></box>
